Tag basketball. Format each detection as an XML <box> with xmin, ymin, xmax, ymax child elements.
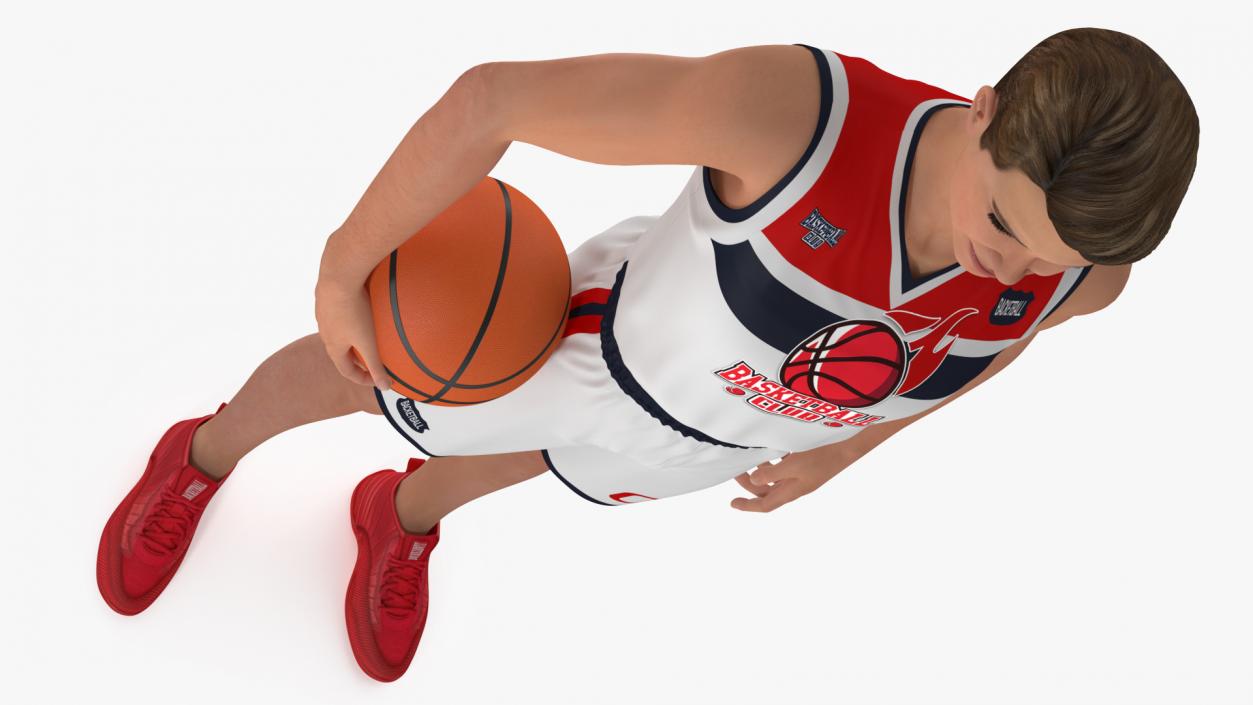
<box><xmin>778</xmin><ymin>320</ymin><xmax>907</xmax><ymax>408</ymax></box>
<box><xmin>364</xmin><ymin>176</ymin><xmax>571</xmax><ymax>406</ymax></box>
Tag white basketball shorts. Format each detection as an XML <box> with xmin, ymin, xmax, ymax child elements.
<box><xmin>374</xmin><ymin>215</ymin><xmax>785</xmax><ymax>506</ymax></box>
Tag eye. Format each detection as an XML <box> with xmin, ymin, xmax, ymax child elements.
<box><xmin>987</xmin><ymin>212</ymin><xmax>1014</xmax><ymax>239</ymax></box>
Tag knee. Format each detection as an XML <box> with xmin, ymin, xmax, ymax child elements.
<box><xmin>343</xmin><ymin>375</ymin><xmax>384</xmax><ymax>415</ymax></box>
<box><xmin>519</xmin><ymin>450</ymin><xmax>550</xmax><ymax>479</ymax></box>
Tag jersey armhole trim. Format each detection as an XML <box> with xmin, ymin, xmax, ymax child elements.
<box><xmin>700</xmin><ymin>43</ymin><xmax>834</xmax><ymax>224</ymax></box>
<box><xmin>1039</xmin><ymin>264</ymin><xmax>1095</xmax><ymax>323</ymax></box>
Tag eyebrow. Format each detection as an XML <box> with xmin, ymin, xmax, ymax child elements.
<box><xmin>991</xmin><ymin>199</ymin><xmax>1025</xmax><ymax>245</ymax></box>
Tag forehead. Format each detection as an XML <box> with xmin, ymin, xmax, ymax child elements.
<box><xmin>986</xmin><ymin>160</ymin><xmax>1093</xmax><ymax>267</ymax></box>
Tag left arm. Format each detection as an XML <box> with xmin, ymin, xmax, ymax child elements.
<box><xmin>731</xmin><ymin>264</ymin><xmax>1132</xmax><ymax>512</ymax></box>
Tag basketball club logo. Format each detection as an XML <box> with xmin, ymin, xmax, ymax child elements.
<box><xmin>711</xmin><ymin>306</ymin><xmax>980</xmax><ymax>429</ymax></box>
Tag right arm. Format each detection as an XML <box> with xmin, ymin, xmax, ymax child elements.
<box><xmin>317</xmin><ymin>65</ymin><xmax>507</xmax><ymax>290</ymax></box>
<box><xmin>316</xmin><ymin>45</ymin><xmax>819</xmax><ymax>388</ymax></box>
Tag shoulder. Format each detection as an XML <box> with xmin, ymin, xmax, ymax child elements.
<box><xmin>1037</xmin><ymin>263</ymin><xmax>1132</xmax><ymax>331</ymax></box>
<box><xmin>704</xmin><ymin>44</ymin><xmax>825</xmax><ymax>201</ymax></box>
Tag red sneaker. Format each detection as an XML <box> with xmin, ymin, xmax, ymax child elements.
<box><xmin>96</xmin><ymin>402</ymin><xmax>236</xmax><ymax>616</ymax></box>
<box><xmin>345</xmin><ymin>457</ymin><xmax>440</xmax><ymax>682</ymax></box>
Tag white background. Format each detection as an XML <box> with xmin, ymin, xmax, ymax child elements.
<box><xmin>4</xmin><ymin>1</ymin><xmax>1248</xmax><ymax>703</ymax></box>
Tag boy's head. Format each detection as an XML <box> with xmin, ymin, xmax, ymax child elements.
<box><xmin>946</xmin><ymin>27</ymin><xmax>1199</xmax><ymax>283</ymax></box>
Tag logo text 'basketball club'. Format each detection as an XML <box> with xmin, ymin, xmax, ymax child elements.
<box><xmin>800</xmin><ymin>208</ymin><xmax>847</xmax><ymax>250</ymax></box>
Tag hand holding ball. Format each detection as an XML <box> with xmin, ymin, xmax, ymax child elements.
<box><xmin>364</xmin><ymin>177</ymin><xmax>571</xmax><ymax>406</ymax></box>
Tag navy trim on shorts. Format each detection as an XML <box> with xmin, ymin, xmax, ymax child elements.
<box><xmin>569</xmin><ymin>302</ymin><xmax>606</xmax><ymax>318</ymax></box>
<box><xmin>374</xmin><ymin>387</ymin><xmax>441</xmax><ymax>458</ymax></box>
<box><xmin>541</xmin><ymin>449</ymin><xmax>613</xmax><ymax>506</ymax></box>
<box><xmin>600</xmin><ymin>261</ymin><xmax>765</xmax><ymax>451</ymax></box>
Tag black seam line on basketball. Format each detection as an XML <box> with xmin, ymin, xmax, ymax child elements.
<box><xmin>380</xmin><ymin>364</ymin><xmax>485</xmax><ymax>405</ymax></box>
<box><xmin>384</xmin><ymin>286</ymin><xmax>570</xmax><ymax>396</ymax></box>
<box><xmin>425</xmin><ymin>177</ymin><xmax>513</xmax><ymax>403</ymax></box>
<box><xmin>782</xmin><ymin>354</ymin><xmax>905</xmax><ymax>369</ymax></box>
<box><xmin>383</xmin><ymin>181</ymin><xmax>572</xmax><ymax>400</ymax></box>
<box><xmin>386</xmin><ymin>251</ymin><xmax>444</xmax><ymax>403</ymax></box>
<box><xmin>780</xmin><ymin>369</ymin><xmax>880</xmax><ymax>403</ymax></box>
<box><xmin>806</xmin><ymin>324</ymin><xmax>884</xmax><ymax>350</ymax></box>
<box><xmin>600</xmin><ymin>260</ymin><xmax>763</xmax><ymax>450</ymax></box>
<box><xmin>383</xmin><ymin>286</ymin><xmax>571</xmax><ymax>397</ymax></box>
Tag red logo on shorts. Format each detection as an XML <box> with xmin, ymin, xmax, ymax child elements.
<box><xmin>609</xmin><ymin>492</ymin><xmax>657</xmax><ymax>504</ymax></box>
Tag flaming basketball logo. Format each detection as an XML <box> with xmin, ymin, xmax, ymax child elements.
<box><xmin>774</xmin><ymin>306</ymin><xmax>980</xmax><ymax>408</ymax></box>
<box><xmin>712</xmin><ymin>306</ymin><xmax>981</xmax><ymax>427</ymax></box>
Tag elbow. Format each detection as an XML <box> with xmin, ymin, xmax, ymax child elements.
<box><xmin>438</xmin><ymin>63</ymin><xmax>505</xmax><ymax>144</ymax></box>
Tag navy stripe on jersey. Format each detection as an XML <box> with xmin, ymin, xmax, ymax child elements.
<box><xmin>601</xmin><ymin>261</ymin><xmax>765</xmax><ymax>450</ymax></box>
<box><xmin>709</xmin><ymin>237</ymin><xmax>1006</xmax><ymax>402</ymax></box>
<box><xmin>701</xmin><ymin>43</ymin><xmax>834</xmax><ymax>223</ymax></box>
<box><xmin>712</xmin><ymin>238</ymin><xmax>852</xmax><ymax>352</ymax></box>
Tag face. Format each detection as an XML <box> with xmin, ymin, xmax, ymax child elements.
<box><xmin>947</xmin><ymin>87</ymin><xmax>1094</xmax><ymax>285</ymax></box>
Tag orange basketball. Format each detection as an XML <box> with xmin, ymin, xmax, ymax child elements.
<box><xmin>364</xmin><ymin>176</ymin><xmax>571</xmax><ymax>406</ymax></box>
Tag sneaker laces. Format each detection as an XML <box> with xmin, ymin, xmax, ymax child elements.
<box><xmin>379</xmin><ymin>555</ymin><xmax>426</xmax><ymax>619</ymax></box>
<box><xmin>138</xmin><ymin>486</ymin><xmax>202</xmax><ymax>556</ymax></box>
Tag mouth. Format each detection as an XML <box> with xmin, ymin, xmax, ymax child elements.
<box><xmin>966</xmin><ymin>240</ymin><xmax>994</xmax><ymax>278</ymax></box>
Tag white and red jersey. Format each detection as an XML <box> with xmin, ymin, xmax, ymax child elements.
<box><xmin>590</xmin><ymin>44</ymin><xmax>1093</xmax><ymax>456</ymax></box>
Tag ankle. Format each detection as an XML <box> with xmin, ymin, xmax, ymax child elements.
<box><xmin>395</xmin><ymin>502</ymin><xmax>439</xmax><ymax>536</ymax></box>
<box><xmin>394</xmin><ymin>473</ymin><xmax>440</xmax><ymax>535</ymax></box>
<box><xmin>189</xmin><ymin>423</ymin><xmax>234</xmax><ymax>481</ymax></box>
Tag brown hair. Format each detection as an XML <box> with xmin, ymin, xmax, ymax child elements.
<box><xmin>980</xmin><ymin>27</ymin><xmax>1200</xmax><ymax>265</ymax></box>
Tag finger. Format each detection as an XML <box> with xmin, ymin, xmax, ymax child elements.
<box><xmin>733</xmin><ymin>472</ymin><xmax>769</xmax><ymax>498</ymax></box>
<box><xmin>331</xmin><ymin>345</ymin><xmax>374</xmax><ymax>387</ymax></box>
<box><xmin>749</xmin><ymin>463</ymin><xmax>783</xmax><ymax>487</ymax></box>
<box><xmin>353</xmin><ymin>342</ymin><xmax>392</xmax><ymax>391</ymax></box>
<box><xmin>732</xmin><ymin>479</ymin><xmax>801</xmax><ymax>513</ymax></box>
<box><xmin>344</xmin><ymin>290</ymin><xmax>391</xmax><ymax>391</ymax></box>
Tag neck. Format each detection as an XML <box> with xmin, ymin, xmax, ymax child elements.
<box><xmin>905</xmin><ymin>106</ymin><xmax>964</xmax><ymax>275</ymax></box>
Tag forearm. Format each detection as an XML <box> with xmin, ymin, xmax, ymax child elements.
<box><xmin>319</xmin><ymin>66</ymin><xmax>511</xmax><ymax>287</ymax></box>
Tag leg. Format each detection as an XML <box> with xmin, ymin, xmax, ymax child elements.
<box><xmin>188</xmin><ymin>333</ymin><xmax>383</xmax><ymax>479</ymax></box>
<box><xmin>393</xmin><ymin>450</ymin><xmax>549</xmax><ymax>535</ymax></box>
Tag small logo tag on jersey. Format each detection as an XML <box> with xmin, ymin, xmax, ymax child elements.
<box><xmin>989</xmin><ymin>287</ymin><xmax>1035</xmax><ymax>325</ymax></box>
<box><xmin>181</xmin><ymin>479</ymin><xmax>208</xmax><ymax>501</ymax></box>
<box><xmin>406</xmin><ymin>542</ymin><xmax>426</xmax><ymax>561</ymax></box>
<box><xmin>395</xmin><ymin>398</ymin><xmax>430</xmax><ymax>434</ymax></box>
<box><xmin>800</xmin><ymin>208</ymin><xmax>847</xmax><ymax>250</ymax></box>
